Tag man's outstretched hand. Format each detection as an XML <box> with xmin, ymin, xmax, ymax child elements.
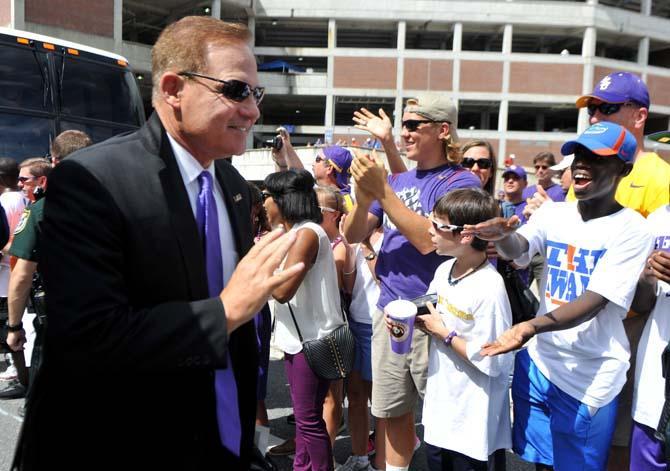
<box><xmin>462</xmin><ymin>216</ymin><xmax>521</xmax><ymax>242</ymax></box>
<box><xmin>480</xmin><ymin>321</ymin><xmax>535</xmax><ymax>356</ymax></box>
<box><xmin>221</xmin><ymin>227</ymin><xmax>305</xmax><ymax>334</ymax></box>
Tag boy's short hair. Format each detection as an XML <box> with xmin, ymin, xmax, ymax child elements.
<box><xmin>433</xmin><ymin>188</ymin><xmax>499</xmax><ymax>251</ymax></box>
<box><xmin>51</xmin><ymin>130</ymin><xmax>93</xmax><ymax>161</ymax></box>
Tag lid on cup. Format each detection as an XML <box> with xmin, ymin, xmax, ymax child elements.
<box><xmin>384</xmin><ymin>299</ymin><xmax>418</xmax><ymax>319</ymax></box>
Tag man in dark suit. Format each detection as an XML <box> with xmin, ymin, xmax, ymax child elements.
<box><xmin>12</xmin><ymin>16</ymin><xmax>303</xmax><ymax>471</ymax></box>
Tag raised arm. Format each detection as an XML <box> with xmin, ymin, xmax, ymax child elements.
<box><xmin>271</xmin><ymin>127</ymin><xmax>305</xmax><ymax>171</ymax></box>
<box><xmin>462</xmin><ymin>215</ymin><xmax>529</xmax><ymax>260</ymax></box>
<box><xmin>349</xmin><ymin>154</ymin><xmax>434</xmax><ymax>254</ymax></box>
<box><xmin>353</xmin><ymin>107</ymin><xmax>407</xmax><ymax>174</ymax></box>
<box><xmin>342</xmin><ymin>181</ymin><xmax>380</xmax><ymax>244</ymax></box>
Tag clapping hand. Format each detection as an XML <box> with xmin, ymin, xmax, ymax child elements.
<box><xmin>350</xmin><ymin>149</ymin><xmax>388</xmax><ymax>201</ymax></box>
<box><xmin>523</xmin><ymin>185</ymin><xmax>552</xmax><ymax>220</ymax></box>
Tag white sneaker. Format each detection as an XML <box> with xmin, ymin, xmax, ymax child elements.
<box><xmin>0</xmin><ymin>364</ymin><xmax>17</xmax><ymax>381</ymax></box>
<box><xmin>336</xmin><ymin>456</ymin><xmax>373</xmax><ymax>471</ymax></box>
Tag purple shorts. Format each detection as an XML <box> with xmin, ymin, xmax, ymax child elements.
<box><xmin>630</xmin><ymin>421</ymin><xmax>667</xmax><ymax>471</ymax></box>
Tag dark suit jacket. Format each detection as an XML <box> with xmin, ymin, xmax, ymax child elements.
<box><xmin>13</xmin><ymin>114</ymin><xmax>258</xmax><ymax>470</ymax></box>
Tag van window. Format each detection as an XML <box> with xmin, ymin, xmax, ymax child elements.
<box><xmin>57</xmin><ymin>55</ymin><xmax>142</xmax><ymax>126</ymax></box>
<box><xmin>0</xmin><ymin>44</ymin><xmax>52</xmax><ymax>112</ymax></box>
<box><xmin>0</xmin><ymin>112</ymin><xmax>53</xmax><ymax>158</ymax></box>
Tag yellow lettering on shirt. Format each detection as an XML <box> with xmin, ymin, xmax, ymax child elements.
<box><xmin>437</xmin><ymin>294</ymin><xmax>474</xmax><ymax>321</ymax></box>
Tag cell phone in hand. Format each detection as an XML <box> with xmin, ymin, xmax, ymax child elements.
<box><xmin>410</xmin><ymin>293</ymin><xmax>438</xmax><ymax>315</ymax></box>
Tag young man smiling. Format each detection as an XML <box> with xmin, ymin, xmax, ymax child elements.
<box><xmin>467</xmin><ymin>121</ymin><xmax>654</xmax><ymax>471</ymax></box>
<box><xmin>344</xmin><ymin>94</ymin><xmax>479</xmax><ymax>471</ymax></box>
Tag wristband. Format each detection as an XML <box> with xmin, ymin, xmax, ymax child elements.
<box><xmin>6</xmin><ymin>321</ymin><xmax>23</xmax><ymax>332</ymax></box>
<box><xmin>444</xmin><ymin>330</ymin><xmax>458</xmax><ymax>347</ymax></box>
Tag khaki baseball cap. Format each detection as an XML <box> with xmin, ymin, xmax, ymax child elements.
<box><xmin>404</xmin><ymin>93</ymin><xmax>459</xmax><ymax>142</ymax></box>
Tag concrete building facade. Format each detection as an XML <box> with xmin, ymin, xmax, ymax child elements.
<box><xmin>2</xmin><ymin>0</ymin><xmax>669</xmax><ymax>169</ymax></box>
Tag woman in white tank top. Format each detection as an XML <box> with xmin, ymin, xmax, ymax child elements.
<box><xmin>263</xmin><ymin>170</ymin><xmax>344</xmax><ymax>471</ymax></box>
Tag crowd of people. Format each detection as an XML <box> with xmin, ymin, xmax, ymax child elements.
<box><xmin>0</xmin><ymin>15</ymin><xmax>669</xmax><ymax>471</ymax></box>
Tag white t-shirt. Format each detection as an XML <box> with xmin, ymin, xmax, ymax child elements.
<box><xmin>422</xmin><ymin>259</ymin><xmax>513</xmax><ymax>461</ymax></box>
<box><xmin>633</xmin><ymin>281</ymin><xmax>670</xmax><ymax>429</ymax></box>
<box><xmin>515</xmin><ymin>202</ymin><xmax>654</xmax><ymax>408</ymax></box>
<box><xmin>348</xmin><ymin>238</ymin><xmax>382</xmax><ymax>325</ymax></box>
<box><xmin>648</xmin><ymin>204</ymin><xmax>670</xmax><ymax>253</ymax></box>
<box><xmin>0</xmin><ymin>191</ymin><xmax>27</xmax><ymax>297</ymax></box>
<box><xmin>633</xmin><ymin>204</ymin><xmax>670</xmax><ymax>429</ymax></box>
<box><xmin>274</xmin><ymin>221</ymin><xmax>346</xmax><ymax>354</ymax></box>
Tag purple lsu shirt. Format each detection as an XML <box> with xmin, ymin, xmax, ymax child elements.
<box><xmin>369</xmin><ymin>164</ymin><xmax>481</xmax><ymax>309</ymax></box>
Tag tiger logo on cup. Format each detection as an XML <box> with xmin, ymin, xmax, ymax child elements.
<box><xmin>390</xmin><ymin>321</ymin><xmax>410</xmax><ymax>342</ymax></box>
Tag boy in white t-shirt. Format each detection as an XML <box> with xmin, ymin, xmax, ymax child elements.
<box><xmin>466</xmin><ymin>121</ymin><xmax>655</xmax><ymax>471</ymax></box>
<box><xmin>417</xmin><ymin>187</ymin><xmax>513</xmax><ymax>471</ymax></box>
<box><xmin>630</xmin><ymin>201</ymin><xmax>670</xmax><ymax>471</ymax></box>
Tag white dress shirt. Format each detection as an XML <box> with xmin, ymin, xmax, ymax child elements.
<box><xmin>167</xmin><ymin>134</ymin><xmax>238</xmax><ymax>286</ymax></box>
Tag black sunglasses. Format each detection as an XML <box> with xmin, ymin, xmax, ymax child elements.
<box><xmin>178</xmin><ymin>71</ymin><xmax>265</xmax><ymax>105</ymax></box>
<box><xmin>586</xmin><ymin>102</ymin><xmax>636</xmax><ymax>117</ymax></box>
<box><xmin>462</xmin><ymin>157</ymin><xmax>492</xmax><ymax>169</ymax></box>
<box><xmin>402</xmin><ymin>119</ymin><xmax>436</xmax><ymax>132</ymax></box>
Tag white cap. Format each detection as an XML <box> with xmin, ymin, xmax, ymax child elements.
<box><xmin>550</xmin><ymin>155</ymin><xmax>574</xmax><ymax>171</ymax></box>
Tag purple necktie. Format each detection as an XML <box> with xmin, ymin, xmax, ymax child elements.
<box><xmin>196</xmin><ymin>171</ymin><xmax>241</xmax><ymax>456</ymax></box>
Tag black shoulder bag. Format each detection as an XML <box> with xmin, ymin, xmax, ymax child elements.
<box><xmin>497</xmin><ymin>259</ymin><xmax>539</xmax><ymax>325</ymax></box>
<box><xmin>286</xmin><ymin>303</ymin><xmax>355</xmax><ymax>380</ymax></box>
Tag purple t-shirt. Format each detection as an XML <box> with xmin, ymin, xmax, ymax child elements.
<box><xmin>522</xmin><ymin>183</ymin><xmax>566</xmax><ymax>203</ymax></box>
<box><xmin>369</xmin><ymin>164</ymin><xmax>481</xmax><ymax>309</ymax></box>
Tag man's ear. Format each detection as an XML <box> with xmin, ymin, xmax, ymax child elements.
<box><xmin>438</xmin><ymin>122</ymin><xmax>451</xmax><ymax>140</ymax></box>
<box><xmin>621</xmin><ymin>161</ymin><xmax>634</xmax><ymax>178</ymax></box>
<box><xmin>158</xmin><ymin>72</ymin><xmax>184</xmax><ymax>109</ymax></box>
<box><xmin>634</xmin><ymin>107</ymin><xmax>648</xmax><ymax>132</ymax></box>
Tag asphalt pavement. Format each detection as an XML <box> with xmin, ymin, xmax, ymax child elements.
<box><xmin>0</xmin><ymin>354</ymin><xmax>533</xmax><ymax>470</ymax></box>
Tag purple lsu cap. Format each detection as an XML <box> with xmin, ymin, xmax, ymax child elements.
<box><xmin>576</xmin><ymin>72</ymin><xmax>650</xmax><ymax>109</ymax></box>
<box><xmin>501</xmin><ymin>165</ymin><xmax>527</xmax><ymax>180</ymax></box>
<box><xmin>560</xmin><ymin>121</ymin><xmax>637</xmax><ymax>163</ymax></box>
<box><xmin>321</xmin><ymin>145</ymin><xmax>353</xmax><ymax>190</ymax></box>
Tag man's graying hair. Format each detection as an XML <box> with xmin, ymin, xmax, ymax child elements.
<box><xmin>151</xmin><ymin>16</ymin><xmax>251</xmax><ymax>103</ymax></box>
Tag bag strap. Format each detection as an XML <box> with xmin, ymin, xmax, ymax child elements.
<box><xmin>287</xmin><ymin>294</ymin><xmax>348</xmax><ymax>343</ymax></box>
<box><xmin>286</xmin><ymin>303</ymin><xmax>305</xmax><ymax>343</ymax></box>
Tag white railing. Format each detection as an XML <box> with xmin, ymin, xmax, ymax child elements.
<box><xmin>230</xmin><ymin>145</ymin><xmax>416</xmax><ymax>181</ymax></box>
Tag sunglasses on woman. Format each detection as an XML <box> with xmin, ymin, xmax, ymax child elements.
<box><xmin>461</xmin><ymin>157</ymin><xmax>492</xmax><ymax>169</ymax></box>
<box><xmin>178</xmin><ymin>71</ymin><xmax>265</xmax><ymax>105</ymax></box>
<box><xmin>586</xmin><ymin>102</ymin><xmax>636</xmax><ymax>117</ymax></box>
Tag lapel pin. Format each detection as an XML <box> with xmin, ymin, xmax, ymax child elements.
<box><xmin>233</xmin><ymin>193</ymin><xmax>243</xmax><ymax>202</ymax></box>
